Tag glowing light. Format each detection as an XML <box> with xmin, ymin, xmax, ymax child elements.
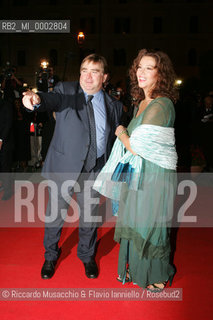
<box><xmin>77</xmin><ymin>31</ymin><xmax>85</xmax><ymax>44</ymax></box>
<box><xmin>40</xmin><ymin>59</ymin><xmax>49</xmax><ymax>69</ymax></box>
<box><xmin>175</xmin><ymin>79</ymin><xmax>183</xmax><ymax>86</ymax></box>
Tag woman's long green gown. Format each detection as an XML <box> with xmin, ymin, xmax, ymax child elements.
<box><xmin>114</xmin><ymin>97</ymin><xmax>177</xmax><ymax>288</ymax></box>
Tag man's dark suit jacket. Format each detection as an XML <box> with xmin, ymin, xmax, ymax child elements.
<box><xmin>38</xmin><ymin>81</ymin><xmax>123</xmax><ymax>183</ymax></box>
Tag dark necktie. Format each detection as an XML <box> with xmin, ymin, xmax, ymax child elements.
<box><xmin>84</xmin><ymin>95</ymin><xmax>97</xmax><ymax>172</ymax></box>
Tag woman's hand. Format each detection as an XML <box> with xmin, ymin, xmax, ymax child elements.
<box><xmin>115</xmin><ymin>125</ymin><xmax>127</xmax><ymax>137</ymax></box>
<box><xmin>115</xmin><ymin>125</ymin><xmax>137</xmax><ymax>156</ymax></box>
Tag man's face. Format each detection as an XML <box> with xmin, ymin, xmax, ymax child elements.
<box><xmin>80</xmin><ymin>61</ymin><xmax>107</xmax><ymax>94</ymax></box>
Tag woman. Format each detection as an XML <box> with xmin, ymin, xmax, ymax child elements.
<box><xmin>94</xmin><ymin>49</ymin><xmax>178</xmax><ymax>291</ymax></box>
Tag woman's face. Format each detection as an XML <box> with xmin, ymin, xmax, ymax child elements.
<box><xmin>136</xmin><ymin>56</ymin><xmax>158</xmax><ymax>93</ymax></box>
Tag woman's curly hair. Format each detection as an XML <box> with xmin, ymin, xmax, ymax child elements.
<box><xmin>129</xmin><ymin>49</ymin><xmax>179</xmax><ymax>104</ymax></box>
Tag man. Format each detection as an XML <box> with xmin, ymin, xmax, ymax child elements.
<box><xmin>1</xmin><ymin>65</ymin><xmax>23</xmax><ymax>103</ymax></box>
<box><xmin>0</xmin><ymin>96</ymin><xmax>13</xmax><ymax>200</ymax></box>
<box><xmin>22</xmin><ymin>54</ymin><xmax>123</xmax><ymax>280</ymax></box>
<box><xmin>37</xmin><ymin>65</ymin><xmax>59</xmax><ymax>93</ymax></box>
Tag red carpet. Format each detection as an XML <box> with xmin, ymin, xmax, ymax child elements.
<box><xmin>0</xmin><ymin>184</ymin><xmax>212</xmax><ymax>320</ymax></box>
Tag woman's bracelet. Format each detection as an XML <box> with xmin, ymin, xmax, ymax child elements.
<box><xmin>118</xmin><ymin>129</ymin><xmax>128</xmax><ymax>139</ymax></box>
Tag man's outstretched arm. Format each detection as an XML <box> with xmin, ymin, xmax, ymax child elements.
<box><xmin>22</xmin><ymin>89</ymin><xmax>76</xmax><ymax>113</ymax></box>
<box><xmin>22</xmin><ymin>90</ymin><xmax>67</xmax><ymax>112</ymax></box>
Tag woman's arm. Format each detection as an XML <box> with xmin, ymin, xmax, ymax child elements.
<box><xmin>115</xmin><ymin>125</ymin><xmax>137</xmax><ymax>155</ymax></box>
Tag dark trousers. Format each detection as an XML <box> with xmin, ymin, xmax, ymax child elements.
<box><xmin>43</xmin><ymin>155</ymin><xmax>105</xmax><ymax>262</ymax></box>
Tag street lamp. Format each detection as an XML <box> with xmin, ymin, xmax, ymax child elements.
<box><xmin>40</xmin><ymin>59</ymin><xmax>49</xmax><ymax>70</ymax></box>
<box><xmin>77</xmin><ymin>31</ymin><xmax>85</xmax><ymax>46</ymax></box>
<box><xmin>77</xmin><ymin>31</ymin><xmax>85</xmax><ymax>64</ymax></box>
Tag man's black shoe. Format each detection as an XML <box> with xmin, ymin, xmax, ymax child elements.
<box><xmin>41</xmin><ymin>249</ymin><xmax>61</xmax><ymax>279</ymax></box>
<box><xmin>83</xmin><ymin>259</ymin><xmax>98</xmax><ymax>279</ymax></box>
<box><xmin>41</xmin><ymin>260</ymin><xmax>57</xmax><ymax>279</ymax></box>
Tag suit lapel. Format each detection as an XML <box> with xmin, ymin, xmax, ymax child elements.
<box><xmin>103</xmin><ymin>92</ymin><xmax>116</xmax><ymax>159</ymax></box>
<box><xmin>104</xmin><ymin>91</ymin><xmax>114</xmax><ymax>137</ymax></box>
<box><xmin>76</xmin><ymin>84</ymin><xmax>90</xmax><ymax>130</ymax></box>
